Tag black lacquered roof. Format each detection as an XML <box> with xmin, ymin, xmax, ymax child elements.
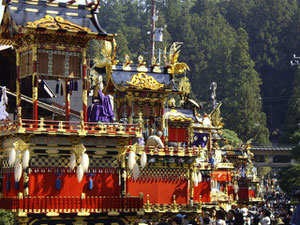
<box><xmin>6</xmin><ymin>0</ymin><xmax>107</xmax><ymax>34</ymax></box>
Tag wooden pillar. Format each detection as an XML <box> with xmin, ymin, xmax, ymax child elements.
<box><xmin>128</xmin><ymin>93</ymin><xmax>133</xmax><ymax>124</ymax></box>
<box><xmin>82</xmin><ymin>48</ymin><xmax>88</xmax><ymax>122</ymax></box>
<box><xmin>65</xmin><ymin>80</ymin><xmax>70</xmax><ymax>121</ymax></box>
<box><xmin>32</xmin><ymin>45</ymin><xmax>38</xmax><ymax>121</ymax></box>
<box><xmin>16</xmin><ymin>51</ymin><xmax>22</xmax><ymax>124</ymax></box>
<box><xmin>189</xmin><ymin>166</ymin><xmax>194</xmax><ymax>205</ymax></box>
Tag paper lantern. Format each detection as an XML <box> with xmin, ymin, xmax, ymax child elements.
<box><xmin>193</xmin><ymin>172</ymin><xmax>199</xmax><ymax>187</ymax></box>
<box><xmin>128</xmin><ymin>152</ymin><xmax>136</xmax><ymax>171</ymax></box>
<box><xmin>22</xmin><ymin>149</ymin><xmax>30</xmax><ymax>169</ymax></box>
<box><xmin>8</xmin><ymin>148</ymin><xmax>16</xmax><ymax>167</ymax></box>
<box><xmin>81</xmin><ymin>153</ymin><xmax>89</xmax><ymax>173</ymax></box>
<box><xmin>132</xmin><ymin>163</ymin><xmax>139</xmax><ymax>180</ymax></box>
<box><xmin>76</xmin><ymin>164</ymin><xmax>84</xmax><ymax>182</ymax></box>
<box><xmin>140</xmin><ymin>152</ymin><xmax>147</xmax><ymax>169</ymax></box>
<box><xmin>14</xmin><ymin>163</ymin><xmax>22</xmax><ymax>182</ymax></box>
<box><xmin>197</xmin><ymin>172</ymin><xmax>202</xmax><ymax>183</ymax></box>
<box><xmin>70</xmin><ymin>153</ymin><xmax>76</xmax><ymax>170</ymax></box>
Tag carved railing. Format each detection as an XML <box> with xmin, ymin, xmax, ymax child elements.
<box><xmin>0</xmin><ymin>194</ymin><xmax>143</xmax><ymax>216</ymax></box>
<box><xmin>0</xmin><ymin>119</ymin><xmax>140</xmax><ymax>137</ymax></box>
<box><xmin>126</xmin><ymin>145</ymin><xmax>201</xmax><ymax>157</ymax></box>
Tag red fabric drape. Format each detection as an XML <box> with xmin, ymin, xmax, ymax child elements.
<box><xmin>127</xmin><ymin>178</ymin><xmax>188</xmax><ymax>204</ymax></box>
<box><xmin>2</xmin><ymin>170</ymin><xmax>24</xmax><ymax>197</ymax></box>
<box><xmin>249</xmin><ymin>190</ymin><xmax>255</xmax><ymax>198</ymax></box>
<box><xmin>168</xmin><ymin>128</ymin><xmax>188</xmax><ymax>142</ymax></box>
<box><xmin>238</xmin><ymin>186</ymin><xmax>249</xmax><ymax>201</ymax></box>
<box><xmin>193</xmin><ymin>181</ymin><xmax>211</xmax><ymax>203</ymax></box>
<box><xmin>211</xmin><ymin>170</ymin><xmax>231</xmax><ymax>182</ymax></box>
<box><xmin>28</xmin><ymin>167</ymin><xmax>120</xmax><ymax>197</ymax></box>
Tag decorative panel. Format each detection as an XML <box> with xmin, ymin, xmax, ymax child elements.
<box><xmin>20</xmin><ymin>50</ymin><xmax>33</xmax><ymax>78</ymax></box>
<box><xmin>52</xmin><ymin>54</ymin><xmax>65</xmax><ymax>76</ymax></box>
<box><xmin>69</xmin><ymin>55</ymin><xmax>80</xmax><ymax>78</ymax></box>
<box><xmin>37</xmin><ymin>52</ymin><xmax>48</xmax><ymax>74</ymax></box>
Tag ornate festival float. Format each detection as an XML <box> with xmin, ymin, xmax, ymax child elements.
<box><xmin>0</xmin><ymin>0</ymin><xmax>260</xmax><ymax>224</ymax></box>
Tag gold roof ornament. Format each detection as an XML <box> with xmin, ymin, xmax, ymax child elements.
<box><xmin>26</xmin><ymin>15</ymin><xmax>91</xmax><ymax>32</ymax></box>
<box><xmin>210</xmin><ymin>103</ymin><xmax>224</xmax><ymax>128</ymax></box>
<box><xmin>179</xmin><ymin>77</ymin><xmax>191</xmax><ymax>96</ymax></box>
<box><xmin>126</xmin><ymin>72</ymin><xmax>164</xmax><ymax>90</ymax></box>
<box><xmin>165</xmin><ymin>42</ymin><xmax>190</xmax><ymax>75</ymax></box>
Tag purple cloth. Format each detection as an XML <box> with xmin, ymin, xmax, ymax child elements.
<box><xmin>87</xmin><ymin>90</ymin><xmax>114</xmax><ymax>122</ymax></box>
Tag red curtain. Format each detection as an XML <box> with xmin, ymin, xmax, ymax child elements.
<box><xmin>168</xmin><ymin>128</ymin><xmax>188</xmax><ymax>142</ymax></box>
<box><xmin>238</xmin><ymin>186</ymin><xmax>249</xmax><ymax>201</ymax></box>
<box><xmin>249</xmin><ymin>190</ymin><xmax>255</xmax><ymax>198</ymax></box>
<box><xmin>127</xmin><ymin>178</ymin><xmax>188</xmax><ymax>204</ymax></box>
<box><xmin>211</xmin><ymin>170</ymin><xmax>231</xmax><ymax>182</ymax></box>
<box><xmin>28</xmin><ymin>167</ymin><xmax>120</xmax><ymax>197</ymax></box>
<box><xmin>2</xmin><ymin>170</ymin><xmax>24</xmax><ymax>197</ymax></box>
<box><xmin>193</xmin><ymin>180</ymin><xmax>211</xmax><ymax>203</ymax></box>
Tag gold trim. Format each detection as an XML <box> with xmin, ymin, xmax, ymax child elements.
<box><xmin>164</xmin><ymin>109</ymin><xmax>192</xmax><ymax>121</ymax></box>
<box><xmin>126</xmin><ymin>72</ymin><xmax>164</xmax><ymax>90</ymax></box>
<box><xmin>25</xmin><ymin>8</ymin><xmax>38</xmax><ymax>12</ymax></box>
<box><xmin>26</xmin><ymin>15</ymin><xmax>91</xmax><ymax>32</ymax></box>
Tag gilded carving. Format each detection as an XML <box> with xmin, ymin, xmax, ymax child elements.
<box><xmin>165</xmin><ymin>42</ymin><xmax>190</xmax><ymax>75</ymax></box>
<box><xmin>164</xmin><ymin>109</ymin><xmax>192</xmax><ymax>121</ymax></box>
<box><xmin>26</xmin><ymin>15</ymin><xmax>92</xmax><ymax>32</ymax></box>
<box><xmin>126</xmin><ymin>73</ymin><xmax>164</xmax><ymax>90</ymax></box>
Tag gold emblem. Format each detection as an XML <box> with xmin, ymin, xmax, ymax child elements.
<box><xmin>126</xmin><ymin>72</ymin><xmax>164</xmax><ymax>90</ymax></box>
<box><xmin>26</xmin><ymin>15</ymin><xmax>92</xmax><ymax>32</ymax></box>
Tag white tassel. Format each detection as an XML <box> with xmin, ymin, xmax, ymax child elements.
<box><xmin>76</xmin><ymin>164</ymin><xmax>84</xmax><ymax>182</ymax></box>
<box><xmin>197</xmin><ymin>172</ymin><xmax>202</xmax><ymax>183</ymax></box>
<box><xmin>8</xmin><ymin>148</ymin><xmax>16</xmax><ymax>167</ymax></box>
<box><xmin>70</xmin><ymin>153</ymin><xmax>76</xmax><ymax>170</ymax></box>
<box><xmin>128</xmin><ymin>152</ymin><xmax>136</xmax><ymax>171</ymax></box>
<box><xmin>81</xmin><ymin>153</ymin><xmax>89</xmax><ymax>173</ymax></box>
<box><xmin>22</xmin><ymin>149</ymin><xmax>30</xmax><ymax>169</ymax></box>
<box><xmin>132</xmin><ymin>163</ymin><xmax>139</xmax><ymax>180</ymax></box>
<box><xmin>14</xmin><ymin>163</ymin><xmax>22</xmax><ymax>182</ymax></box>
<box><xmin>140</xmin><ymin>152</ymin><xmax>147</xmax><ymax>169</ymax></box>
<box><xmin>194</xmin><ymin>172</ymin><xmax>199</xmax><ymax>187</ymax></box>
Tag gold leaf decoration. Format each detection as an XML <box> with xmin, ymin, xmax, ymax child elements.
<box><xmin>179</xmin><ymin>77</ymin><xmax>191</xmax><ymax>95</ymax></box>
<box><xmin>26</xmin><ymin>15</ymin><xmax>91</xmax><ymax>32</ymax></box>
<box><xmin>126</xmin><ymin>72</ymin><xmax>164</xmax><ymax>90</ymax></box>
<box><xmin>164</xmin><ymin>109</ymin><xmax>192</xmax><ymax>121</ymax></box>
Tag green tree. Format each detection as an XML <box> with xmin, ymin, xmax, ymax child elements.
<box><xmin>225</xmin><ymin>28</ymin><xmax>270</xmax><ymax>145</ymax></box>
<box><xmin>278</xmin><ymin>164</ymin><xmax>300</xmax><ymax>195</ymax></box>
<box><xmin>0</xmin><ymin>209</ymin><xmax>17</xmax><ymax>225</ymax></box>
<box><xmin>285</xmin><ymin>68</ymin><xmax>300</xmax><ymax>141</ymax></box>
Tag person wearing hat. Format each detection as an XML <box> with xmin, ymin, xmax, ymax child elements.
<box><xmin>215</xmin><ymin>210</ymin><xmax>226</xmax><ymax>225</ymax></box>
<box><xmin>172</xmin><ymin>214</ymin><xmax>185</xmax><ymax>225</ymax></box>
<box><xmin>146</xmin><ymin>131</ymin><xmax>164</xmax><ymax>148</ymax></box>
<box><xmin>291</xmin><ymin>187</ymin><xmax>300</xmax><ymax>225</ymax></box>
<box><xmin>226</xmin><ymin>209</ymin><xmax>235</xmax><ymax>225</ymax></box>
<box><xmin>273</xmin><ymin>218</ymin><xmax>285</xmax><ymax>225</ymax></box>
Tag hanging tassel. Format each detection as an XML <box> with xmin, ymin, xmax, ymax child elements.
<box><xmin>74</xmin><ymin>81</ymin><xmax>78</xmax><ymax>91</ymax></box>
<box><xmin>22</xmin><ymin>149</ymin><xmax>30</xmax><ymax>169</ymax></box>
<box><xmin>61</xmin><ymin>83</ymin><xmax>64</xmax><ymax>96</ymax></box>
<box><xmin>70</xmin><ymin>153</ymin><xmax>76</xmax><ymax>170</ymax></box>
<box><xmin>194</xmin><ymin>172</ymin><xmax>199</xmax><ymax>187</ymax></box>
<box><xmin>128</xmin><ymin>152</ymin><xmax>136</xmax><ymax>171</ymax></box>
<box><xmin>81</xmin><ymin>153</ymin><xmax>89</xmax><ymax>173</ymax></box>
<box><xmin>132</xmin><ymin>163</ymin><xmax>139</xmax><ymax>180</ymax></box>
<box><xmin>8</xmin><ymin>148</ymin><xmax>16</xmax><ymax>167</ymax></box>
<box><xmin>55</xmin><ymin>178</ymin><xmax>61</xmax><ymax>190</ymax></box>
<box><xmin>140</xmin><ymin>152</ymin><xmax>147</xmax><ymax>169</ymax></box>
<box><xmin>55</xmin><ymin>80</ymin><xmax>59</xmax><ymax>94</ymax></box>
<box><xmin>89</xmin><ymin>177</ymin><xmax>93</xmax><ymax>190</ymax></box>
<box><xmin>76</xmin><ymin>164</ymin><xmax>84</xmax><ymax>182</ymax></box>
<box><xmin>198</xmin><ymin>172</ymin><xmax>202</xmax><ymax>183</ymax></box>
<box><xmin>14</xmin><ymin>163</ymin><xmax>22</xmax><ymax>182</ymax></box>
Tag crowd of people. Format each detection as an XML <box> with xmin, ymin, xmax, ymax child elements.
<box><xmin>150</xmin><ymin>190</ymin><xmax>300</xmax><ymax>225</ymax></box>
